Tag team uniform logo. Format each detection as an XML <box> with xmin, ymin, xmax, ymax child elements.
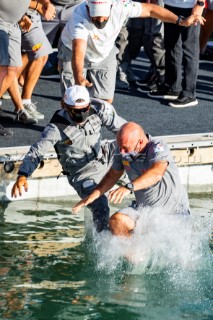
<box><xmin>32</xmin><ymin>43</ymin><xmax>42</xmax><ymax>51</ymax></box>
<box><xmin>154</xmin><ymin>143</ymin><xmax>164</xmax><ymax>152</ymax></box>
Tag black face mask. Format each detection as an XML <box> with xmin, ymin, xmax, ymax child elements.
<box><xmin>68</xmin><ymin>106</ymin><xmax>90</xmax><ymax>123</ymax></box>
<box><xmin>92</xmin><ymin>19</ymin><xmax>108</xmax><ymax>29</ymax></box>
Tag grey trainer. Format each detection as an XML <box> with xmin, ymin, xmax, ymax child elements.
<box><xmin>24</xmin><ymin>102</ymin><xmax>44</xmax><ymax>120</ymax></box>
<box><xmin>15</xmin><ymin>109</ymin><xmax>38</xmax><ymax>124</ymax></box>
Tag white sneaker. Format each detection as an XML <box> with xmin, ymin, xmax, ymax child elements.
<box><xmin>24</xmin><ymin>102</ymin><xmax>44</xmax><ymax>120</ymax></box>
<box><xmin>116</xmin><ymin>71</ymin><xmax>130</xmax><ymax>90</ymax></box>
<box><xmin>15</xmin><ymin>109</ymin><xmax>38</xmax><ymax>124</ymax></box>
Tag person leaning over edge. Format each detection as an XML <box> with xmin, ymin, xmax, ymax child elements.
<box><xmin>11</xmin><ymin>85</ymin><xmax>127</xmax><ymax>232</ymax></box>
<box><xmin>72</xmin><ymin>122</ymin><xmax>190</xmax><ymax>237</ymax></box>
<box><xmin>57</xmin><ymin>0</ymin><xmax>205</xmax><ymax>104</ymax></box>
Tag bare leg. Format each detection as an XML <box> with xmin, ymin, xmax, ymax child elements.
<box><xmin>18</xmin><ymin>53</ymin><xmax>29</xmax><ymax>87</ymax></box>
<box><xmin>0</xmin><ymin>66</ymin><xmax>19</xmax><ymax>97</ymax></box>
<box><xmin>22</xmin><ymin>55</ymin><xmax>48</xmax><ymax>99</ymax></box>
<box><xmin>8</xmin><ymin>77</ymin><xmax>24</xmax><ymax>112</ymax></box>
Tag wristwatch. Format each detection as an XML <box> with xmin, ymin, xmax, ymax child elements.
<box><xmin>176</xmin><ymin>15</ymin><xmax>185</xmax><ymax>25</ymax></box>
<box><xmin>197</xmin><ymin>1</ymin><xmax>205</xmax><ymax>6</ymax></box>
<box><xmin>125</xmin><ymin>182</ymin><xmax>134</xmax><ymax>194</ymax></box>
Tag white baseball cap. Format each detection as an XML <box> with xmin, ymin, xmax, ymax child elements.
<box><xmin>87</xmin><ymin>0</ymin><xmax>112</xmax><ymax>17</ymax></box>
<box><xmin>64</xmin><ymin>85</ymin><xmax>90</xmax><ymax>107</ymax></box>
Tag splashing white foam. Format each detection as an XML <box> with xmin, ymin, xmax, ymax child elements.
<box><xmin>87</xmin><ymin>207</ymin><xmax>212</xmax><ymax>279</ymax></box>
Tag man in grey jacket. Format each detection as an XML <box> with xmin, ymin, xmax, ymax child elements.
<box><xmin>11</xmin><ymin>85</ymin><xmax>126</xmax><ymax>232</ymax></box>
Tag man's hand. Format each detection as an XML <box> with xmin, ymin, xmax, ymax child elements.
<box><xmin>19</xmin><ymin>15</ymin><xmax>33</xmax><ymax>32</ymax></box>
<box><xmin>75</xmin><ymin>77</ymin><xmax>93</xmax><ymax>88</ymax></box>
<box><xmin>108</xmin><ymin>186</ymin><xmax>131</xmax><ymax>204</ymax></box>
<box><xmin>72</xmin><ymin>190</ymin><xmax>101</xmax><ymax>214</ymax></box>
<box><xmin>181</xmin><ymin>14</ymin><xmax>206</xmax><ymax>26</ymax></box>
<box><xmin>41</xmin><ymin>2</ymin><xmax>56</xmax><ymax>21</ymax></box>
<box><xmin>11</xmin><ymin>176</ymin><xmax>28</xmax><ymax>198</ymax></box>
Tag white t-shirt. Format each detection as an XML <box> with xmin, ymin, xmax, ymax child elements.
<box><xmin>61</xmin><ymin>0</ymin><xmax>142</xmax><ymax>63</ymax></box>
<box><xmin>164</xmin><ymin>0</ymin><xmax>196</xmax><ymax>9</ymax></box>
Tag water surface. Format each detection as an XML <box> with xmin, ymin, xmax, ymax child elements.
<box><xmin>0</xmin><ymin>195</ymin><xmax>212</xmax><ymax>320</ymax></box>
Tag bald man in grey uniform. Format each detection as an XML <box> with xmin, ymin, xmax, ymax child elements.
<box><xmin>73</xmin><ymin>122</ymin><xmax>190</xmax><ymax>237</ymax></box>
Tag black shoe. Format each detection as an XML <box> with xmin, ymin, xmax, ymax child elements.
<box><xmin>148</xmin><ymin>86</ymin><xmax>180</xmax><ymax>100</ymax></box>
<box><xmin>136</xmin><ymin>71</ymin><xmax>156</xmax><ymax>86</ymax></box>
<box><xmin>200</xmin><ymin>46</ymin><xmax>213</xmax><ymax>61</ymax></box>
<box><xmin>0</xmin><ymin>124</ymin><xmax>13</xmax><ymax>136</ymax></box>
<box><xmin>169</xmin><ymin>96</ymin><xmax>198</xmax><ymax>108</ymax></box>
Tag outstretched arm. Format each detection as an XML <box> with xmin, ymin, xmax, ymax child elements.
<box><xmin>72</xmin><ymin>168</ymin><xmax>123</xmax><ymax>213</ymax></box>
<box><xmin>11</xmin><ymin>176</ymin><xmax>28</xmax><ymax>198</ymax></box>
<box><xmin>72</xmin><ymin>39</ymin><xmax>93</xmax><ymax>88</ymax></box>
<box><xmin>140</xmin><ymin>3</ymin><xmax>205</xmax><ymax>26</ymax></box>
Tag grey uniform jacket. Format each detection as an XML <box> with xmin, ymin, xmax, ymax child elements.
<box><xmin>18</xmin><ymin>98</ymin><xmax>126</xmax><ymax>178</ymax></box>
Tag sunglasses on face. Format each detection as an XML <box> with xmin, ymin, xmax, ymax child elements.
<box><xmin>69</xmin><ymin>105</ymin><xmax>90</xmax><ymax>114</ymax></box>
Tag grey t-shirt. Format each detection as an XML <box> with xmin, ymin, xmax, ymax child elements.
<box><xmin>112</xmin><ymin>134</ymin><xmax>189</xmax><ymax>214</ymax></box>
<box><xmin>0</xmin><ymin>0</ymin><xmax>30</xmax><ymax>24</ymax></box>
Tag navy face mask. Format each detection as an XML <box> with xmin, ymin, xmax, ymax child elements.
<box><xmin>91</xmin><ymin>19</ymin><xmax>108</xmax><ymax>29</ymax></box>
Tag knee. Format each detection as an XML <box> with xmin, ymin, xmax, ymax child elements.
<box><xmin>109</xmin><ymin>212</ymin><xmax>135</xmax><ymax>237</ymax></box>
<box><xmin>2</xmin><ymin>66</ymin><xmax>19</xmax><ymax>78</ymax></box>
<box><xmin>33</xmin><ymin>55</ymin><xmax>48</xmax><ymax>67</ymax></box>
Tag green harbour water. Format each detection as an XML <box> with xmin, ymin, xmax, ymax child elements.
<box><xmin>0</xmin><ymin>194</ymin><xmax>212</xmax><ymax>320</ymax></box>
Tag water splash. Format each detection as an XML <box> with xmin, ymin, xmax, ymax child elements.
<box><xmin>86</xmin><ymin>207</ymin><xmax>212</xmax><ymax>282</ymax></box>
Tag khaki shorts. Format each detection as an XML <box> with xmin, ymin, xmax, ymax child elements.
<box><xmin>21</xmin><ymin>11</ymin><xmax>53</xmax><ymax>61</ymax></box>
<box><xmin>0</xmin><ymin>21</ymin><xmax>22</xmax><ymax>66</ymax></box>
<box><xmin>58</xmin><ymin>41</ymin><xmax>118</xmax><ymax>100</ymax></box>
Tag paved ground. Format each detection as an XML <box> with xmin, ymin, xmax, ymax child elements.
<box><xmin>0</xmin><ymin>53</ymin><xmax>213</xmax><ymax>148</ymax></box>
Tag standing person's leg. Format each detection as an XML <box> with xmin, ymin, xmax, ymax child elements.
<box><xmin>168</xmin><ymin>7</ymin><xmax>200</xmax><ymax>108</ymax></box>
<box><xmin>116</xmin><ymin>23</ymin><xmax>131</xmax><ymax>90</ymax></box>
<box><xmin>151</xmin><ymin>20</ymin><xmax>165</xmax><ymax>86</ymax></box>
<box><xmin>58</xmin><ymin>41</ymin><xmax>76</xmax><ymax>96</ymax></box>
<box><xmin>164</xmin><ymin>22</ymin><xmax>182</xmax><ymax>93</ymax></box>
<box><xmin>8</xmin><ymin>77</ymin><xmax>37</xmax><ymax>124</ymax></box>
<box><xmin>22</xmin><ymin>56</ymin><xmax>48</xmax><ymax>99</ymax></box>
<box><xmin>147</xmin><ymin>7</ymin><xmax>181</xmax><ymax>100</ymax></box>
<box><xmin>20</xmin><ymin>11</ymin><xmax>53</xmax><ymax>119</ymax></box>
<box><xmin>181</xmin><ymin>24</ymin><xmax>200</xmax><ymax>99</ymax></box>
<box><xmin>0</xmin><ymin>24</ymin><xmax>21</xmax><ymax>97</ymax></box>
<box><xmin>0</xmin><ymin>22</ymin><xmax>26</xmax><ymax>135</ymax></box>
